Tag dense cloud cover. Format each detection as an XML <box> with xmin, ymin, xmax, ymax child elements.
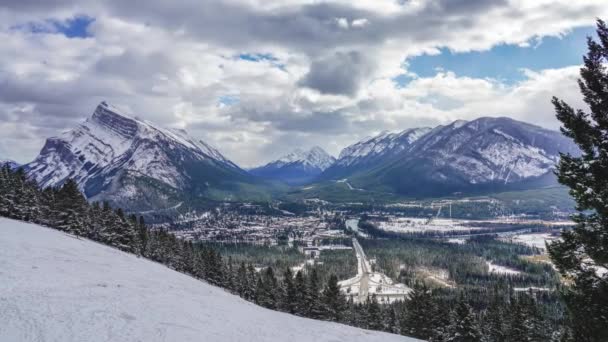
<box><xmin>0</xmin><ymin>0</ymin><xmax>604</xmax><ymax>166</ymax></box>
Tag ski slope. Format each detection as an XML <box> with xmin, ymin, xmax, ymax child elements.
<box><xmin>0</xmin><ymin>218</ymin><xmax>419</xmax><ymax>342</ymax></box>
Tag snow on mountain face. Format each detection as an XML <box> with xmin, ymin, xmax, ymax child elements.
<box><xmin>250</xmin><ymin>146</ymin><xmax>336</xmax><ymax>185</ymax></box>
<box><xmin>0</xmin><ymin>218</ymin><xmax>419</xmax><ymax>342</ymax></box>
<box><xmin>0</xmin><ymin>158</ymin><xmax>19</xmax><ymax>170</ymax></box>
<box><xmin>25</xmin><ymin>102</ymin><xmax>242</xmax><ymax>203</ymax></box>
<box><xmin>406</xmin><ymin>117</ymin><xmax>577</xmax><ymax>184</ymax></box>
<box><xmin>355</xmin><ymin>117</ymin><xmax>580</xmax><ymax>196</ymax></box>
<box><xmin>271</xmin><ymin>146</ymin><xmax>335</xmax><ymax>171</ymax></box>
<box><xmin>336</xmin><ymin>127</ymin><xmax>432</xmax><ymax>167</ymax></box>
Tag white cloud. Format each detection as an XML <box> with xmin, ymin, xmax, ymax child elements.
<box><xmin>0</xmin><ymin>0</ymin><xmax>603</xmax><ymax>166</ymax></box>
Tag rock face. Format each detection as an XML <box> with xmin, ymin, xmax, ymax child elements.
<box><xmin>319</xmin><ymin>127</ymin><xmax>432</xmax><ymax>180</ymax></box>
<box><xmin>25</xmin><ymin>102</ymin><xmax>251</xmax><ymax>210</ymax></box>
<box><xmin>0</xmin><ymin>159</ymin><xmax>19</xmax><ymax>170</ymax></box>
<box><xmin>250</xmin><ymin>146</ymin><xmax>335</xmax><ymax>185</ymax></box>
<box><xmin>322</xmin><ymin>117</ymin><xmax>578</xmax><ymax>197</ymax></box>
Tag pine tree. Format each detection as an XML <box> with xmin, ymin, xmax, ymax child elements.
<box><xmin>261</xmin><ymin>267</ymin><xmax>278</xmax><ymax>309</ymax></box>
<box><xmin>322</xmin><ymin>274</ymin><xmax>346</xmax><ymax>322</ymax></box>
<box><xmin>401</xmin><ymin>283</ymin><xmax>438</xmax><ymax>339</ymax></box>
<box><xmin>481</xmin><ymin>294</ymin><xmax>508</xmax><ymax>342</ymax></box>
<box><xmin>366</xmin><ymin>294</ymin><xmax>384</xmax><ymax>331</ymax></box>
<box><xmin>306</xmin><ymin>268</ymin><xmax>324</xmax><ymax>319</ymax></box>
<box><xmin>137</xmin><ymin>216</ymin><xmax>148</xmax><ymax>256</ymax></box>
<box><xmin>294</xmin><ymin>270</ymin><xmax>308</xmax><ymax>315</ymax></box>
<box><xmin>549</xmin><ymin>19</ymin><xmax>608</xmax><ymax>341</ymax></box>
<box><xmin>442</xmin><ymin>301</ymin><xmax>482</xmax><ymax>342</ymax></box>
<box><xmin>281</xmin><ymin>268</ymin><xmax>297</xmax><ymax>314</ymax></box>
<box><xmin>55</xmin><ymin>179</ymin><xmax>88</xmax><ymax>236</ymax></box>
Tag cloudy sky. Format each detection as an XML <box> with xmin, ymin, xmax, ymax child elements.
<box><xmin>0</xmin><ymin>0</ymin><xmax>605</xmax><ymax>167</ymax></box>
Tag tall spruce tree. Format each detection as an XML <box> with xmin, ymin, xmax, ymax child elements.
<box><xmin>281</xmin><ymin>268</ymin><xmax>297</xmax><ymax>314</ymax></box>
<box><xmin>549</xmin><ymin>19</ymin><xmax>608</xmax><ymax>341</ymax></box>
<box><xmin>442</xmin><ymin>301</ymin><xmax>482</xmax><ymax>342</ymax></box>
<box><xmin>322</xmin><ymin>274</ymin><xmax>346</xmax><ymax>322</ymax></box>
<box><xmin>400</xmin><ymin>283</ymin><xmax>438</xmax><ymax>339</ymax></box>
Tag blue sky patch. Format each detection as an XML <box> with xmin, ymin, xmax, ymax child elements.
<box><xmin>236</xmin><ymin>53</ymin><xmax>286</xmax><ymax>70</ymax></box>
<box><xmin>398</xmin><ymin>26</ymin><xmax>596</xmax><ymax>86</ymax></box>
<box><xmin>218</xmin><ymin>95</ymin><xmax>240</xmax><ymax>107</ymax></box>
<box><xmin>11</xmin><ymin>15</ymin><xmax>94</xmax><ymax>38</ymax></box>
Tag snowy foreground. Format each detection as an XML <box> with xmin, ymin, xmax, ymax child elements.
<box><xmin>0</xmin><ymin>218</ymin><xmax>420</xmax><ymax>342</ymax></box>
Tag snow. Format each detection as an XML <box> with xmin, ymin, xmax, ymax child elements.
<box><xmin>377</xmin><ymin>217</ymin><xmax>482</xmax><ymax>233</ymax></box>
<box><xmin>486</xmin><ymin>261</ymin><xmax>521</xmax><ymax>275</ymax></box>
<box><xmin>0</xmin><ymin>218</ymin><xmax>419</xmax><ymax>342</ymax></box>
<box><xmin>25</xmin><ymin>102</ymin><xmax>238</xmax><ymax>196</ymax></box>
<box><xmin>336</xmin><ymin>127</ymin><xmax>431</xmax><ymax>167</ymax></box>
<box><xmin>262</xmin><ymin>146</ymin><xmax>336</xmax><ymax>171</ymax></box>
<box><xmin>503</xmin><ymin>233</ymin><xmax>557</xmax><ymax>250</ymax></box>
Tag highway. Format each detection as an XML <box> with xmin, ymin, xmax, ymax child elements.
<box><xmin>352</xmin><ymin>238</ymin><xmax>370</xmax><ymax>302</ymax></box>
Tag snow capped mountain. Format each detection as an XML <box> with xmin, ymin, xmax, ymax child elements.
<box><xmin>274</xmin><ymin>146</ymin><xmax>335</xmax><ymax>170</ymax></box>
<box><xmin>1</xmin><ymin>217</ymin><xmax>419</xmax><ymax>342</ymax></box>
<box><xmin>320</xmin><ymin>127</ymin><xmax>432</xmax><ymax>180</ymax></box>
<box><xmin>250</xmin><ymin>146</ymin><xmax>336</xmax><ymax>185</ymax></box>
<box><xmin>0</xmin><ymin>158</ymin><xmax>19</xmax><ymax>170</ymax></box>
<box><xmin>25</xmin><ymin>102</ymin><xmax>251</xmax><ymax>209</ymax></box>
<box><xmin>352</xmin><ymin>117</ymin><xmax>579</xmax><ymax>196</ymax></box>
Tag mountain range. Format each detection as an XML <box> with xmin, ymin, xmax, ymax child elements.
<box><xmin>317</xmin><ymin>117</ymin><xmax>578</xmax><ymax>197</ymax></box>
<box><xmin>250</xmin><ymin>147</ymin><xmax>335</xmax><ymax>185</ymax></box>
<box><xmin>21</xmin><ymin>102</ymin><xmax>579</xmax><ymax>208</ymax></box>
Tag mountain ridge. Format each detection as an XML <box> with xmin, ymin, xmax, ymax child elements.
<box><xmin>24</xmin><ymin>102</ymin><xmax>261</xmax><ymax>210</ymax></box>
<box><xmin>346</xmin><ymin>116</ymin><xmax>579</xmax><ymax>197</ymax></box>
<box><xmin>250</xmin><ymin>146</ymin><xmax>336</xmax><ymax>185</ymax></box>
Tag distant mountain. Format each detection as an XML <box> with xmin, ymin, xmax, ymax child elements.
<box><xmin>319</xmin><ymin>127</ymin><xmax>432</xmax><ymax>180</ymax></box>
<box><xmin>250</xmin><ymin>146</ymin><xmax>335</xmax><ymax>185</ymax></box>
<box><xmin>25</xmin><ymin>102</ymin><xmax>263</xmax><ymax>210</ymax></box>
<box><xmin>0</xmin><ymin>159</ymin><xmax>19</xmax><ymax>170</ymax></box>
<box><xmin>320</xmin><ymin>117</ymin><xmax>578</xmax><ymax>197</ymax></box>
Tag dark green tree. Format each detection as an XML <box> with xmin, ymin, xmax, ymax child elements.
<box><xmin>443</xmin><ymin>301</ymin><xmax>482</xmax><ymax>342</ymax></box>
<box><xmin>549</xmin><ymin>19</ymin><xmax>608</xmax><ymax>341</ymax></box>
<box><xmin>322</xmin><ymin>274</ymin><xmax>346</xmax><ymax>321</ymax></box>
<box><xmin>400</xmin><ymin>283</ymin><xmax>438</xmax><ymax>339</ymax></box>
<box><xmin>281</xmin><ymin>268</ymin><xmax>297</xmax><ymax>314</ymax></box>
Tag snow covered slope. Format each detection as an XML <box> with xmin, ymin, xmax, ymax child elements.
<box><xmin>320</xmin><ymin>128</ymin><xmax>431</xmax><ymax>180</ymax></box>
<box><xmin>0</xmin><ymin>158</ymin><xmax>19</xmax><ymax>170</ymax></box>
<box><xmin>354</xmin><ymin>117</ymin><xmax>579</xmax><ymax>196</ymax></box>
<box><xmin>250</xmin><ymin>146</ymin><xmax>336</xmax><ymax>185</ymax></box>
<box><xmin>0</xmin><ymin>217</ymin><xmax>419</xmax><ymax>342</ymax></box>
<box><xmin>24</xmin><ymin>102</ymin><xmax>253</xmax><ymax>209</ymax></box>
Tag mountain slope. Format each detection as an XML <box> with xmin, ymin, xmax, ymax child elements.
<box><xmin>250</xmin><ymin>146</ymin><xmax>335</xmax><ymax>185</ymax></box>
<box><xmin>24</xmin><ymin>102</ymin><xmax>266</xmax><ymax>210</ymax></box>
<box><xmin>319</xmin><ymin>127</ymin><xmax>432</xmax><ymax>180</ymax></box>
<box><xmin>0</xmin><ymin>217</ymin><xmax>419</xmax><ymax>342</ymax></box>
<box><xmin>353</xmin><ymin>117</ymin><xmax>578</xmax><ymax>196</ymax></box>
<box><xmin>0</xmin><ymin>158</ymin><xmax>19</xmax><ymax>170</ymax></box>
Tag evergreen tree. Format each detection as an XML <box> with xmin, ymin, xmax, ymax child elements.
<box><xmin>262</xmin><ymin>267</ymin><xmax>278</xmax><ymax>309</ymax></box>
<box><xmin>442</xmin><ymin>301</ymin><xmax>482</xmax><ymax>342</ymax></box>
<box><xmin>549</xmin><ymin>19</ymin><xmax>608</xmax><ymax>341</ymax></box>
<box><xmin>281</xmin><ymin>268</ymin><xmax>297</xmax><ymax>314</ymax></box>
<box><xmin>366</xmin><ymin>294</ymin><xmax>384</xmax><ymax>331</ymax></box>
<box><xmin>322</xmin><ymin>274</ymin><xmax>346</xmax><ymax>322</ymax></box>
<box><xmin>55</xmin><ymin>179</ymin><xmax>88</xmax><ymax>236</ymax></box>
<box><xmin>306</xmin><ymin>268</ymin><xmax>324</xmax><ymax>319</ymax></box>
<box><xmin>294</xmin><ymin>270</ymin><xmax>308</xmax><ymax>315</ymax></box>
<box><xmin>400</xmin><ymin>283</ymin><xmax>438</xmax><ymax>339</ymax></box>
<box><xmin>481</xmin><ymin>294</ymin><xmax>508</xmax><ymax>342</ymax></box>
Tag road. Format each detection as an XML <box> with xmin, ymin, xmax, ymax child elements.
<box><xmin>352</xmin><ymin>238</ymin><xmax>370</xmax><ymax>302</ymax></box>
